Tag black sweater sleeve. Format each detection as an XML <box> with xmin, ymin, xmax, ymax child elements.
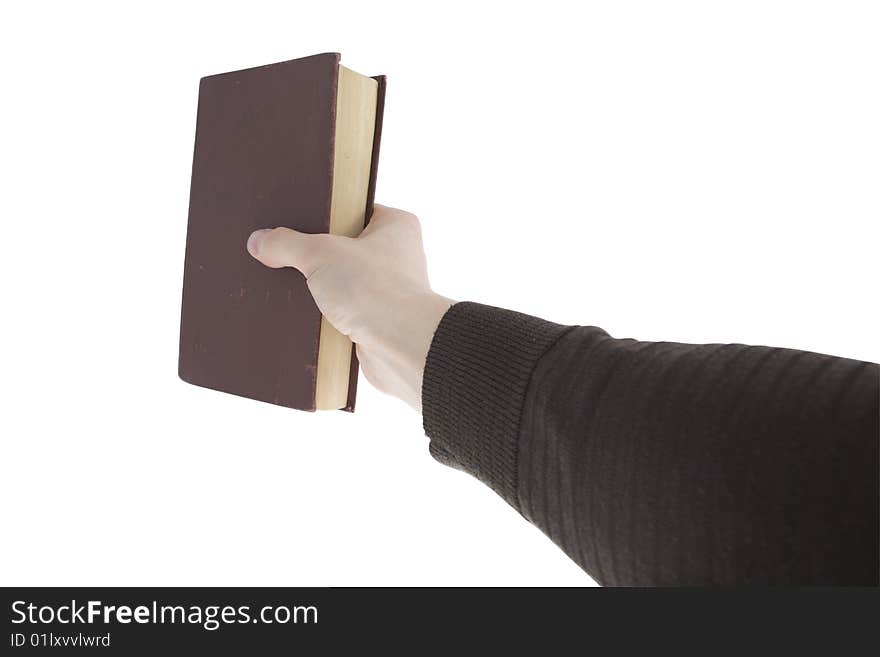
<box><xmin>422</xmin><ymin>302</ymin><xmax>879</xmax><ymax>585</ymax></box>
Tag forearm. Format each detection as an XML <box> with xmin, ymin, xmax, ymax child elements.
<box><xmin>422</xmin><ymin>302</ymin><xmax>879</xmax><ymax>585</ymax></box>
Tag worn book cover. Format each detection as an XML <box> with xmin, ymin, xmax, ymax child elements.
<box><xmin>179</xmin><ymin>53</ymin><xmax>386</xmax><ymax>411</ymax></box>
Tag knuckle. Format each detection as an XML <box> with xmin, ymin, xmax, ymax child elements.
<box><xmin>258</xmin><ymin>228</ymin><xmax>283</xmax><ymax>252</ymax></box>
<box><xmin>267</xmin><ymin>227</ymin><xmax>291</xmax><ymax>243</ymax></box>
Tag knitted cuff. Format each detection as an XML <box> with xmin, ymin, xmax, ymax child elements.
<box><xmin>421</xmin><ymin>302</ymin><xmax>572</xmax><ymax>509</ymax></box>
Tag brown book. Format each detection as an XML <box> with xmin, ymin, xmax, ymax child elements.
<box><xmin>179</xmin><ymin>53</ymin><xmax>385</xmax><ymax>411</ymax></box>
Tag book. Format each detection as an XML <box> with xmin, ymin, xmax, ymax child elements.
<box><xmin>178</xmin><ymin>53</ymin><xmax>386</xmax><ymax>411</ymax></box>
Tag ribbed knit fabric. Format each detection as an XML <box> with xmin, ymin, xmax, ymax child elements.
<box><xmin>422</xmin><ymin>302</ymin><xmax>879</xmax><ymax>585</ymax></box>
<box><xmin>422</xmin><ymin>302</ymin><xmax>572</xmax><ymax>508</ymax></box>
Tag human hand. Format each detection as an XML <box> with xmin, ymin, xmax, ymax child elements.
<box><xmin>246</xmin><ymin>204</ymin><xmax>454</xmax><ymax>411</ymax></box>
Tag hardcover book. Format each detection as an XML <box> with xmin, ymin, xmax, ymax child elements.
<box><xmin>179</xmin><ymin>53</ymin><xmax>386</xmax><ymax>411</ymax></box>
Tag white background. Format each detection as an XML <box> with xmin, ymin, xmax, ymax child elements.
<box><xmin>1</xmin><ymin>1</ymin><xmax>877</xmax><ymax>586</ymax></box>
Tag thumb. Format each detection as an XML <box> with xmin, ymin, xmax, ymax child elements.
<box><xmin>246</xmin><ymin>227</ymin><xmax>326</xmax><ymax>276</ymax></box>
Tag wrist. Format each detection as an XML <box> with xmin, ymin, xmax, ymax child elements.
<box><xmin>404</xmin><ymin>291</ymin><xmax>454</xmax><ymax>412</ymax></box>
<box><xmin>354</xmin><ymin>290</ymin><xmax>453</xmax><ymax>412</ymax></box>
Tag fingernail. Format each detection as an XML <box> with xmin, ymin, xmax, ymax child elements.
<box><xmin>247</xmin><ymin>229</ymin><xmax>267</xmax><ymax>256</ymax></box>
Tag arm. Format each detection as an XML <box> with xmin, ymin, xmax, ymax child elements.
<box><xmin>424</xmin><ymin>302</ymin><xmax>878</xmax><ymax>585</ymax></box>
<box><xmin>247</xmin><ymin>206</ymin><xmax>879</xmax><ymax>585</ymax></box>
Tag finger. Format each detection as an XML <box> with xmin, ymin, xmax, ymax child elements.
<box><xmin>361</xmin><ymin>204</ymin><xmax>418</xmax><ymax>238</ymax></box>
<box><xmin>246</xmin><ymin>227</ymin><xmax>325</xmax><ymax>276</ymax></box>
<box><xmin>360</xmin><ymin>204</ymin><xmax>391</xmax><ymax>235</ymax></box>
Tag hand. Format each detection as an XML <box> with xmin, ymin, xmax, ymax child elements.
<box><xmin>246</xmin><ymin>204</ymin><xmax>454</xmax><ymax>411</ymax></box>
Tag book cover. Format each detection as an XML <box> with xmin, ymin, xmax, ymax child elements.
<box><xmin>178</xmin><ymin>53</ymin><xmax>386</xmax><ymax>411</ymax></box>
